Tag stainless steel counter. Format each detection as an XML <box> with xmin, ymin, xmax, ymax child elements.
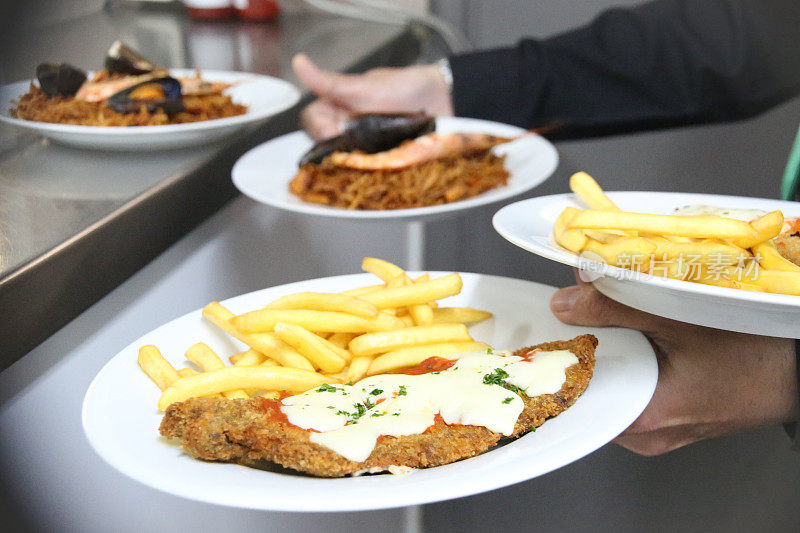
<box><xmin>0</xmin><ymin>2</ymin><xmax>448</xmax><ymax>366</ymax></box>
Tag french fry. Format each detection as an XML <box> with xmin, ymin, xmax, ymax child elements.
<box><xmin>231</xmin><ymin>309</ymin><xmax>405</xmax><ymax>334</ymax></box>
<box><xmin>260</xmin><ymin>391</ymin><xmax>281</xmax><ymax>400</ymax></box>
<box><xmin>319</xmin><ymin>336</ymin><xmax>353</xmax><ymax>363</ymax></box>
<box><xmin>265</xmin><ymin>292</ymin><xmax>378</xmax><ymax>318</ymax></box>
<box><xmin>569</xmin><ymin>210</ymin><xmax>759</xmax><ymax>240</ymax></box>
<box><xmin>386</xmin><ymin>274</ymin><xmax>407</xmax><ymax>289</ymax></box>
<box><xmin>582</xmin><ymin>229</ymin><xmax>628</xmax><ymax>244</ymax></box>
<box><xmin>230</xmin><ymin>349</ymin><xmax>266</xmax><ymax>366</ymax></box>
<box><xmin>676</xmin><ymin>264</ymin><xmax>764</xmax><ymax>291</ymax></box>
<box><xmin>749</xmin><ymin>270</ymin><xmax>800</xmax><ymax>295</ymax></box>
<box><xmin>409</xmin><ymin>303</ymin><xmax>434</xmax><ymax>326</ymax></box>
<box><xmin>581</xmin><ymin>237</ymin><xmax>656</xmax><ymax>271</ymax></box>
<box><xmin>651</xmin><ymin>239</ymin><xmax>748</xmax><ymax>264</ymax></box>
<box><xmin>349</xmin><ymin>323</ymin><xmax>472</xmax><ymax>357</ymax></box>
<box><xmin>367</xmin><ymin>342</ymin><xmax>491</xmax><ymax>375</ymax></box>
<box><xmin>569</xmin><ymin>172</ymin><xmax>619</xmax><ymax>210</ymax></box>
<box><xmin>358</xmin><ymin>273</ymin><xmax>463</xmax><ymax>309</ymax></box>
<box><xmin>138</xmin><ymin>345</ymin><xmax>180</xmax><ymax>391</ymax></box>
<box><xmin>408</xmin><ymin>274</ymin><xmax>435</xmax><ymax>326</ymax></box>
<box><xmin>327</xmin><ymin>332</ymin><xmax>356</xmax><ymax>349</ymax></box>
<box><xmin>694</xmin><ymin>274</ymin><xmax>765</xmax><ymax>292</ymax></box>
<box><xmin>346</xmin><ymin>356</ymin><xmax>372</xmax><ymax>384</ymax></box>
<box><xmin>158</xmin><ymin>366</ymin><xmax>333</xmax><ymax>410</ymax></box>
<box><xmin>553</xmin><ymin>207</ymin><xmax>588</xmax><ymax>253</ymax></box>
<box><xmin>175</xmin><ymin>368</ymin><xmax>226</xmax><ymax>397</ymax></box>
<box><xmin>362</xmin><ymin>257</ymin><xmax>407</xmax><ymax>283</ymax></box>
<box><xmin>202</xmin><ymin>302</ymin><xmax>314</xmax><ymax>371</ymax></box>
<box><xmin>340</xmin><ymin>284</ymin><xmax>384</xmax><ymax>296</ymax></box>
<box><xmin>398</xmin><ymin>314</ymin><xmax>415</xmax><ymax>327</ymax></box>
<box><xmin>733</xmin><ymin>210</ymin><xmax>784</xmax><ymax>249</ymax></box>
<box><xmin>753</xmin><ymin>241</ymin><xmax>800</xmax><ymax>272</ymax></box>
<box><xmin>431</xmin><ymin>307</ymin><xmax>493</xmax><ymax>325</ymax></box>
<box><xmin>273</xmin><ymin>322</ymin><xmax>347</xmax><ymax>373</ymax></box>
<box><xmin>185</xmin><ymin>343</ymin><xmax>249</xmax><ymax>400</ymax></box>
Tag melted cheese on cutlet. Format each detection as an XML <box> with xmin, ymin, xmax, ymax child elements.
<box><xmin>280</xmin><ymin>349</ymin><xmax>578</xmax><ymax>462</ymax></box>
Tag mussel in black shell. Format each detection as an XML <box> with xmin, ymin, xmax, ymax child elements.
<box><xmin>36</xmin><ymin>63</ymin><xmax>87</xmax><ymax>97</ymax></box>
<box><xmin>105</xmin><ymin>40</ymin><xmax>157</xmax><ymax>75</ymax></box>
<box><xmin>299</xmin><ymin>112</ymin><xmax>435</xmax><ymax>166</ymax></box>
<box><xmin>107</xmin><ymin>77</ymin><xmax>184</xmax><ymax>114</ymax></box>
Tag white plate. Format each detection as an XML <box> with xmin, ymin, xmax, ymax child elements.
<box><xmin>231</xmin><ymin>117</ymin><xmax>559</xmax><ymax>221</ymax></box>
<box><xmin>493</xmin><ymin>192</ymin><xmax>800</xmax><ymax>337</ymax></box>
<box><xmin>0</xmin><ymin>69</ymin><xmax>300</xmax><ymax>150</ymax></box>
<box><xmin>82</xmin><ymin>272</ymin><xmax>656</xmax><ymax>512</ymax></box>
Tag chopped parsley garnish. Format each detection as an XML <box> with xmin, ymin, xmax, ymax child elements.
<box><xmin>431</xmin><ymin>371</ymin><xmax>441</xmax><ymax>375</ymax></box>
<box><xmin>502</xmin><ymin>397</ymin><xmax>513</xmax><ymax>404</ymax></box>
<box><xmin>487</xmin><ymin>348</ymin><xmax>494</xmax><ymax>355</ymax></box>
<box><xmin>482</xmin><ymin>368</ymin><xmax>522</xmax><ymax>394</ymax></box>
<box><xmin>326</xmin><ymin>406</ymin><xmax>336</xmax><ymax>409</ymax></box>
<box><xmin>370</xmin><ymin>388</ymin><xmax>383</xmax><ymax>396</ymax></box>
<box><xmin>397</xmin><ymin>385</ymin><xmax>407</xmax><ymax>396</ymax></box>
<box><xmin>354</xmin><ymin>403</ymin><xmax>368</xmax><ymax>418</ymax></box>
<box><xmin>392</xmin><ymin>413</ymin><xmax>400</xmax><ymax>416</ymax></box>
<box><xmin>370</xmin><ymin>412</ymin><xmax>386</xmax><ymax>417</ymax></box>
<box><xmin>336</xmin><ymin>399</ymin><xmax>375</xmax><ymax>422</ymax></box>
<box><xmin>316</xmin><ymin>384</ymin><xmax>337</xmax><ymax>393</ymax></box>
<box><xmin>530</xmin><ymin>426</ymin><xmax>536</xmax><ymax>432</ymax></box>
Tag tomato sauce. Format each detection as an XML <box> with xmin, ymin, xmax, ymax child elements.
<box><xmin>259</xmin><ymin>396</ymin><xmax>292</xmax><ymax>425</ymax></box>
<box><xmin>391</xmin><ymin>356</ymin><xmax>457</xmax><ymax>375</ymax></box>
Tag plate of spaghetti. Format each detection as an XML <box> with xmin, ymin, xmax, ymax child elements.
<box><xmin>232</xmin><ymin>116</ymin><xmax>559</xmax><ymax>221</ymax></box>
<box><xmin>0</xmin><ymin>41</ymin><xmax>300</xmax><ymax>151</ymax></box>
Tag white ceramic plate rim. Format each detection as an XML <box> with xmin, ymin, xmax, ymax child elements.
<box><xmin>82</xmin><ymin>272</ymin><xmax>656</xmax><ymax>512</ymax></box>
<box><xmin>0</xmin><ymin>69</ymin><xmax>300</xmax><ymax>134</ymax></box>
<box><xmin>231</xmin><ymin>117</ymin><xmax>559</xmax><ymax>220</ymax></box>
<box><xmin>493</xmin><ymin>191</ymin><xmax>800</xmax><ymax>308</ymax></box>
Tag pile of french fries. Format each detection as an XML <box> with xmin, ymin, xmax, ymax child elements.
<box><xmin>555</xmin><ymin>172</ymin><xmax>800</xmax><ymax>295</ymax></box>
<box><xmin>139</xmin><ymin>257</ymin><xmax>493</xmax><ymax>410</ymax></box>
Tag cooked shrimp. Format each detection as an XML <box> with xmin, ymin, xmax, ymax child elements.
<box><xmin>329</xmin><ymin>132</ymin><xmax>513</xmax><ymax>170</ymax></box>
<box><xmin>75</xmin><ymin>73</ymin><xmax>156</xmax><ymax>102</ymax></box>
<box><xmin>783</xmin><ymin>217</ymin><xmax>800</xmax><ymax>235</ymax></box>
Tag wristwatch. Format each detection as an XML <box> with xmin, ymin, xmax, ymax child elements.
<box><xmin>436</xmin><ymin>57</ymin><xmax>454</xmax><ymax>94</ymax></box>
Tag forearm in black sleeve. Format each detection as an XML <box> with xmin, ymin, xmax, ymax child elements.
<box><xmin>449</xmin><ymin>0</ymin><xmax>800</xmax><ymax>137</ymax></box>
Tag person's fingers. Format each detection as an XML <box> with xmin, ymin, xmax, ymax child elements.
<box><xmin>613</xmin><ymin>429</ymin><xmax>697</xmax><ymax>457</ymax></box>
<box><xmin>292</xmin><ymin>54</ymin><xmax>360</xmax><ymax>106</ymax></box>
<box><xmin>300</xmin><ymin>99</ymin><xmax>349</xmax><ymax>140</ymax></box>
<box><xmin>549</xmin><ymin>283</ymin><xmax>678</xmax><ymax>334</ymax></box>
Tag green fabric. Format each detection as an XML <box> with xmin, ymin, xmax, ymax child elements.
<box><xmin>782</xmin><ymin>124</ymin><xmax>800</xmax><ymax>201</ymax></box>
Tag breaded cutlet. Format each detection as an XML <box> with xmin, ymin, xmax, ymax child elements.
<box><xmin>159</xmin><ymin>334</ymin><xmax>597</xmax><ymax>477</ymax></box>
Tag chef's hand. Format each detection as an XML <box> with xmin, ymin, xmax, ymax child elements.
<box><xmin>291</xmin><ymin>54</ymin><xmax>454</xmax><ymax>140</ymax></box>
<box><xmin>550</xmin><ymin>272</ymin><xmax>798</xmax><ymax>456</ymax></box>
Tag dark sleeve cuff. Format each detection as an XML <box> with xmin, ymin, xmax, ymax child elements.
<box><xmin>448</xmin><ymin>42</ymin><xmax>549</xmax><ymax>129</ymax></box>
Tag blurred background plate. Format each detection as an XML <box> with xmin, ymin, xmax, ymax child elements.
<box><xmin>232</xmin><ymin>116</ymin><xmax>558</xmax><ymax>221</ymax></box>
<box><xmin>0</xmin><ymin>69</ymin><xmax>300</xmax><ymax>150</ymax></box>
